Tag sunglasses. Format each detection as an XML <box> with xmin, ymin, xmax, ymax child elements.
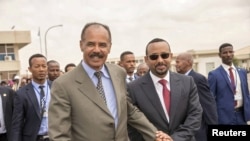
<box><xmin>148</xmin><ymin>53</ymin><xmax>170</xmax><ymax>60</ymax></box>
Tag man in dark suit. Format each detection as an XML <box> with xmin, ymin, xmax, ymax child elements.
<box><xmin>11</xmin><ymin>54</ymin><xmax>51</xmax><ymax>141</ymax></box>
<box><xmin>127</xmin><ymin>38</ymin><xmax>203</xmax><ymax>141</ymax></box>
<box><xmin>208</xmin><ymin>43</ymin><xmax>250</xmax><ymax>125</ymax></box>
<box><xmin>47</xmin><ymin>60</ymin><xmax>60</xmax><ymax>82</ymax></box>
<box><xmin>119</xmin><ymin>51</ymin><xmax>139</xmax><ymax>83</ymax></box>
<box><xmin>175</xmin><ymin>52</ymin><xmax>218</xmax><ymax>141</ymax></box>
<box><xmin>48</xmin><ymin>22</ymin><xmax>171</xmax><ymax>141</ymax></box>
<box><xmin>0</xmin><ymin>86</ymin><xmax>15</xmax><ymax>141</ymax></box>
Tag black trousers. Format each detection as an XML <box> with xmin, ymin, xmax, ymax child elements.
<box><xmin>0</xmin><ymin>133</ymin><xmax>7</xmax><ymax>141</ymax></box>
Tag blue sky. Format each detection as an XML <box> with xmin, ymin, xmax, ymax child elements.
<box><xmin>1</xmin><ymin>0</ymin><xmax>250</xmax><ymax>74</ymax></box>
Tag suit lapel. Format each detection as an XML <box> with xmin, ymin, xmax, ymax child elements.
<box><xmin>141</xmin><ymin>73</ymin><xmax>169</xmax><ymax>124</ymax></box>
<box><xmin>75</xmin><ymin>65</ymin><xmax>112</xmax><ymax>116</ymax></box>
<box><xmin>168</xmin><ymin>72</ymin><xmax>182</xmax><ymax>125</ymax></box>
<box><xmin>106</xmin><ymin>64</ymin><xmax>125</xmax><ymax>120</ymax></box>
<box><xmin>26</xmin><ymin>83</ymin><xmax>41</xmax><ymax>119</ymax></box>
<box><xmin>219</xmin><ymin>66</ymin><xmax>234</xmax><ymax>93</ymax></box>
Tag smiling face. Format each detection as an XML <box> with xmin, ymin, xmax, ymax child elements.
<box><xmin>80</xmin><ymin>25</ymin><xmax>111</xmax><ymax>71</ymax></box>
<box><xmin>145</xmin><ymin>41</ymin><xmax>172</xmax><ymax>78</ymax></box>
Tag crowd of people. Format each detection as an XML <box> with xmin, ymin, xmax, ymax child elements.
<box><xmin>0</xmin><ymin>22</ymin><xmax>250</xmax><ymax>141</ymax></box>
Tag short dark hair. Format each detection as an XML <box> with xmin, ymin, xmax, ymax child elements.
<box><xmin>120</xmin><ymin>51</ymin><xmax>134</xmax><ymax>61</ymax></box>
<box><xmin>80</xmin><ymin>22</ymin><xmax>112</xmax><ymax>42</ymax></box>
<box><xmin>64</xmin><ymin>63</ymin><xmax>76</xmax><ymax>72</ymax></box>
<box><xmin>29</xmin><ymin>53</ymin><xmax>46</xmax><ymax>67</ymax></box>
<box><xmin>219</xmin><ymin>43</ymin><xmax>233</xmax><ymax>53</ymax></box>
<box><xmin>145</xmin><ymin>38</ymin><xmax>171</xmax><ymax>55</ymax></box>
<box><xmin>47</xmin><ymin>60</ymin><xmax>59</xmax><ymax>66</ymax></box>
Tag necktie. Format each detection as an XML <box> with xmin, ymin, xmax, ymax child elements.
<box><xmin>39</xmin><ymin>85</ymin><xmax>46</xmax><ymax>114</ymax></box>
<box><xmin>158</xmin><ymin>79</ymin><xmax>170</xmax><ymax>115</ymax></box>
<box><xmin>229</xmin><ymin>67</ymin><xmax>237</xmax><ymax>106</ymax></box>
<box><xmin>229</xmin><ymin>67</ymin><xmax>236</xmax><ymax>92</ymax></box>
<box><xmin>94</xmin><ymin>71</ymin><xmax>107</xmax><ymax>104</ymax></box>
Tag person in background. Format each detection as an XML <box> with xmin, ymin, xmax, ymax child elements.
<box><xmin>11</xmin><ymin>53</ymin><xmax>51</xmax><ymax>141</ymax></box>
<box><xmin>175</xmin><ymin>52</ymin><xmax>218</xmax><ymax>141</ymax></box>
<box><xmin>119</xmin><ymin>51</ymin><xmax>139</xmax><ymax>83</ymax></box>
<box><xmin>59</xmin><ymin>70</ymin><xmax>64</xmax><ymax>76</ymax></box>
<box><xmin>64</xmin><ymin>63</ymin><xmax>76</xmax><ymax>73</ymax></box>
<box><xmin>208</xmin><ymin>43</ymin><xmax>250</xmax><ymax>125</ymax></box>
<box><xmin>11</xmin><ymin>75</ymin><xmax>20</xmax><ymax>91</ymax></box>
<box><xmin>127</xmin><ymin>38</ymin><xmax>202</xmax><ymax>141</ymax></box>
<box><xmin>0</xmin><ymin>86</ymin><xmax>15</xmax><ymax>141</ymax></box>
<box><xmin>48</xmin><ymin>22</ymin><xmax>172</xmax><ymax>141</ymax></box>
<box><xmin>0</xmin><ymin>81</ymin><xmax>8</xmax><ymax>87</ymax></box>
<box><xmin>136</xmin><ymin>62</ymin><xmax>149</xmax><ymax>77</ymax></box>
<box><xmin>47</xmin><ymin>60</ymin><xmax>61</xmax><ymax>82</ymax></box>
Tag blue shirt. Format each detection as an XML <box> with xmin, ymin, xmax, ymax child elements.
<box><xmin>31</xmin><ymin>80</ymin><xmax>50</xmax><ymax>135</ymax></box>
<box><xmin>82</xmin><ymin>61</ymin><xmax>118</xmax><ymax>128</ymax></box>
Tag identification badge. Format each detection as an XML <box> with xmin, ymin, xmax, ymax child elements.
<box><xmin>234</xmin><ymin>94</ymin><xmax>242</xmax><ymax>101</ymax></box>
<box><xmin>43</xmin><ymin>110</ymin><xmax>48</xmax><ymax>117</ymax></box>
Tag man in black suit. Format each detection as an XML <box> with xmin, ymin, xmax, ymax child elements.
<box><xmin>11</xmin><ymin>54</ymin><xmax>51</xmax><ymax>141</ymax></box>
<box><xmin>127</xmin><ymin>38</ymin><xmax>202</xmax><ymax>141</ymax></box>
<box><xmin>175</xmin><ymin>52</ymin><xmax>218</xmax><ymax>141</ymax></box>
<box><xmin>119</xmin><ymin>51</ymin><xmax>139</xmax><ymax>83</ymax></box>
<box><xmin>0</xmin><ymin>86</ymin><xmax>15</xmax><ymax>141</ymax></box>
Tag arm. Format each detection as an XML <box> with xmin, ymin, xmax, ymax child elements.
<box><xmin>48</xmin><ymin>80</ymin><xmax>71</xmax><ymax>141</ymax></box>
<box><xmin>171</xmin><ymin>77</ymin><xmax>203</xmax><ymax>141</ymax></box>
<box><xmin>127</xmin><ymin>95</ymin><xmax>157</xmax><ymax>141</ymax></box>
<box><xmin>207</xmin><ymin>72</ymin><xmax>217</xmax><ymax>99</ymax></box>
<box><xmin>196</xmin><ymin>75</ymin><xmax>218</xmax><ymax>125</ymax></box>
<box><xmin>10</xmin><ymin>91</ymin><xmax>24</xmax><ymax>141</ymax></box>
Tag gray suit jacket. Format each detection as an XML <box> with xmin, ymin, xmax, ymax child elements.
<box><xmin>48</xmin><ymin>63</ymin><xmax>157</xmax><ymax>141</ymax></box>
<box><xmin>128</xmin><ymin>71</ymin><xmax>203</xmax><ymax>141</ymax></box>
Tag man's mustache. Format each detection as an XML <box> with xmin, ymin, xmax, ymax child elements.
<box><xmin>90</xmin><ymin>53</ymin><xmax>104</xmax><ymax>58</ymax></box>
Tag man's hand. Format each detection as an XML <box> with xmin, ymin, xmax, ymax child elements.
<box><xmin>155</xmin><ymin>131</ymin><xmax>173</xmax><ymax>141</ymax></box>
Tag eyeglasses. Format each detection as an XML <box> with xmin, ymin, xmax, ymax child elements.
<box><xmin>148</xmin><ymin>53</ymin><xmax>170</xmax><ymax>60</ymax></box>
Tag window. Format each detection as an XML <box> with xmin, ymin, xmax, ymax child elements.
<box><xmin>0</xmin><ymin>44</ymin><xmax>15</xmax><ymax>61</ymax></box>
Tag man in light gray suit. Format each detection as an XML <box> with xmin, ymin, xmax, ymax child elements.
<box><xmin>127</xmin><ymin>38</ymin><xmax>203</xmax><ymax>141</ymax></box>
<box><xmin>48</xmin><ymin>22</ymin><xmax>172</xmax><ymax>141</ymax></box>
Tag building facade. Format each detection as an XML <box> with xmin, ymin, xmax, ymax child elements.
<box><xmin>0</xmin><ymin>31</ymin><xmax>31</xmax><ymax>81</ymax></box>
<box><xmin>107</xmin><ymin>46</ymin><xmax>250</xmax><ymax>77</ymax></box>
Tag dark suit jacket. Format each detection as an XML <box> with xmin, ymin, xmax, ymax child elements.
<box><xmin>127</xmin><ymin>71</ymin><xmax>203</xmax><ymax>141</ymax></box>
<box><xmin>48</xmin><ymin>63</ymin><xmax>157</xmax><ymax>141</ymax></box>
<box><xmin>10</xmin><ymin>81</ymin><xmax>51</xmax><ymax>141</ymax></box>
<box><xmin>0</xmin><ymin>86</ymin><xmax>15</xmax><ymax>140</ymax></box>
<box><xmin>188</xmin><ymin>70</ymin><xmax>218</xmax><ymax>141</ymax></box>
<box><xmin>208</xmin><ymin>66</ymin><xmax>250</xmax><ymax>124</ymax></box>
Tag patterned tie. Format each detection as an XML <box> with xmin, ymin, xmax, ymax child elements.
<box><xmin>229</xmin><ymin>67</ymin><xmax>237</xmax><ymax>106</ymax></box>
<box><xmin>158</xmin><ymin>79</ymin><xmax>170</xmax><ymax>115</ymax></box>
<box><xmin>94</xmin><ymin>71</ymin><xmax>107</xmax><ymax>104</ymax></box>
<box><xmin>128</xmin><ymin>77</ymin><xmax>133</xmax><ymax>82</ymax></box>
<box><xmin>39</xmin><ymin>85</ymin><xmax>46</xmax><ymax>114</ymax></box>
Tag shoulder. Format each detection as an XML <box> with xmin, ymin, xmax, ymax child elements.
<box><xmin>105</xmin><ymin>63</ymin><xmax>127</xmax><ymax>76</ymax></box>
<box><xmin>190</xmin><ymin>70</ymin><xmax>206</xmax><ymax>79</ymax></box>
<box><xmin>171</xmin><ymin>71</ymin><xmax>191</xmax><ymax>80</ymax></box>
<box><xmin>236</xmin><ymin>67</ymin><xmax>247</xmax><ymax>73</ymax></box>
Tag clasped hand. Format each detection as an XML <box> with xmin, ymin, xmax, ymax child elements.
<box><xmin>155</xmin><ymin>131</ymin><xmax>173</xmax><ymax>141</ymax></box>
